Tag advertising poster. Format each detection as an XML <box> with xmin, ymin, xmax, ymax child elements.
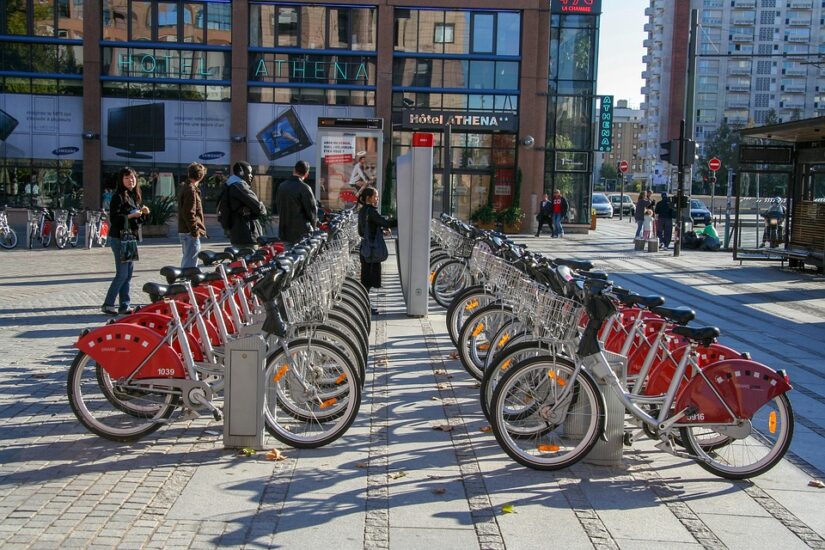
<box><xmin>246</xmin><ymin>104</ymin><xmax>375</xmax><ymax>168</ymax></box>
<box><xmin>100</xmin><ymin>98</ymin><xmax>231</xmax><ymax>164</ymax></box>
<box><xmin>319</xmin><ymin>135</ymin><xmax>378</xmax><ymax>210</ymax></box>
<box><xmin>0</xmin><ymin>94</ymin><xmax>83</xmax><ymax>160</ymax></box>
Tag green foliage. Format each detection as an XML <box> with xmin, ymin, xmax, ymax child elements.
<box><xmin>600</xmin><ymin>163</ymin><xmax>618</xmax><ymax>180</ymax></box>
<box><xmin>143</xmin><ymin>196</ymin><xmax>176</xmax><ymax>225</ymax></box>
<box><xmin>470</xmin><ymin>204</ymin><xmax>496</xmax><ymax>224</ymax></box>
<box><xmin>697</xmin><ymin>120</ymin><xmax>740</xmax><ymax>195</ymax></box>
<box><xmin>496</xmin><ymin>206</ymin><xmax>524</xmax><ymax>226</ymax></box>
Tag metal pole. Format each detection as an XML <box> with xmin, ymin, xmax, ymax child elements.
<box><xmin>674</xmin><ymin>122</ymin><xmax>685</xmax><ymax>257</ymax></box>
<box><xmin>442</xmin><ymin>123</ymin><xmax>452</xmax><ymax>216</ymax></box>
<box><xmin>684</xmin><ymin>10</ymin><xmax>699</xmax><ymax>140</ymax></box>
<box><xmin>724</xmin><ymin>170</ymin><xmax>734</xmax><ymax>249</ymax></box>
<box><xmin>710</xmin><ymin>170</ymin><xmax>716</xmax><ymax>219</ymax></box>
<box><xmin>618</xmin><ymin>162</ymin><xmax>624</xmax><ymax>221</ymax></box>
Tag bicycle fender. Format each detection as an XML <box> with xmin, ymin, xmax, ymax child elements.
<box><xmin>645</xmin><ymin>343</ymin><xmax>743</xmax><ymax>397</ymax></box>
<box><xmin>674</xmin><ymin>359</ymin><xmax>792</xmax><ymax>424</ymax></box>
<box><xmin>75</xmin><ymin>324</ymin><xmax>185</xmax><ymax>380</ymax></box>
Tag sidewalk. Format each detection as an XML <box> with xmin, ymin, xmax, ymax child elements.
<box><xmin>0</xmin><ymin>219</ymin><xmax>824</xmax><ymax>549</ymax></box>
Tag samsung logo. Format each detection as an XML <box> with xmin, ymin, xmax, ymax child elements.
<box><xmin>199</xmin><ymin>151</ymin><xmax>225</xmax><ymax>161</ymax></box>
<box><xmin>52</xmin><ymin>146</ymin><xmax>79</xmax><ymax>156</ymax></box>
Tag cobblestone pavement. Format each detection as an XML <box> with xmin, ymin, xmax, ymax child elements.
<box><xmin>0</xmin><ymin>221</ymin><xmax>824</xmax><ymax>549</ymax></box>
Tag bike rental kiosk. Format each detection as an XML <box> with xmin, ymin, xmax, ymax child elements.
<box><xmin>396</xmin><ymin>133</ymin><xmax>434</xmax><ymax>317</ymax></box>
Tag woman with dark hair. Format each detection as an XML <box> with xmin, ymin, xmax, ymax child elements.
<box><xmin>101</xmin><ymin>167</ymin><xmax>149</xmax><ymax>315</ymax></box>
<box><xmin>357</xmin><ymin>186</ymin><xmax>396</xmax><ymax>315</ymax></box>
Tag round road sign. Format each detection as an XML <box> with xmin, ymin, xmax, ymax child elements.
<box><xmin>708</xmin><ymin>157</ymin><xmax>722</xmax><ymax>171</ymax></box>
<box><xmin>618</xmin><ymin>160</ymin><xmax>629</xmax><ymax>173</ymax></box>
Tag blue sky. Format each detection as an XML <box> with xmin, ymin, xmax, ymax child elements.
<box><xmin>597</xmin><ymin>0</ymin><xmax>647</xmax><ymax>108</ymax></box>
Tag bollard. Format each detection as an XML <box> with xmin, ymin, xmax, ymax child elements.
<box><xmin>223</xmin><ymin>335</ymin><xmax>267</xmax><ymax>450</ymax></box>
<box><xmin>633</xmin><ymin>238</ymin><xmax>645</xmax><ymax>251</ymax></box>
<box><xmin>584</xmin><ymin>352</ymin><xmax>626</xmax><ymax>467</ymax></box>
<box><xmin>84</xmin><ymin>222</ymin><xmax>92</xmax><ymax>249</ymax></box>
<box><xmin>647</xmin><ymin>239</ymin><xmax>659</xmax><ymax>252</ymax></box>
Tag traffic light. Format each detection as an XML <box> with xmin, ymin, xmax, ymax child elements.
<box><xmin>660</xmin><ymin>141</ymin><xmax>673</xmax><ymax>163</ymax></box>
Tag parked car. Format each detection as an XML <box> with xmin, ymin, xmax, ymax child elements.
<box><xmin>592</xmin><ymin>193</ymin><xmax>614</xmax><ymax>218</ymax></box>
<box><xmin>608</xmin><ymin>194</ymin><xmax>635</xmax><ymax>216</ymax></box>
<box><xmin>690</xmin><ymin>199</ymin><xmax>712</xmax><ymax>225</ymax></box>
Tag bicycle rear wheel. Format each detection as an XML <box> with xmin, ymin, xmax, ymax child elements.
<box><xmin>456</xmin><ymin>303</ymin><xmax>515</xmax><ymax>380</ymax></box>
<box><xmin>55</xmin><ymin>225</ymin><xmax>68</xmax><ymax>249</ymax></box>
<box><xmin>490</xmin><ymin>357</ymin><xmax>604</xmax><ymax>471</ymax></box>
<box><xmin>680</xmin><ymin>393</ymin><xmax>794</xmax><ymax>480</ymax></box>
<box><xmin>67</xmin><ymin>351</ymin><xmax>176</xmax><ymax>442</ymax></box>
<box><xmin>0</xmin><ymin>228</ymin><xmax>17</xmax><ymax>249</ymax></box>
<box><xmin>445</xmin><ymin>286</ymin><xmax>494</xmax><ymax>347</ymax></box>
<box><xmin>264</xmin><ymin>338</ymin><xmax>361</xmax><ymax>448</ymax></box>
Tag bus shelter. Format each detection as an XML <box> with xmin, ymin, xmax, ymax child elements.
<box><xmin>736</xmin><ymin>117</ymin><xmax>825</xmax><ymax>273</ymax></box>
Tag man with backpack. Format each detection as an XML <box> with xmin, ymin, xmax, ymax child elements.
<box><xmin>217</xmin><ymin>161</ymin><xmax>266</xmax><ymax>247</ymax></box>
<box><xmin>275</xmin><ymin>160</ymin><xmax>317</xmax><ymax>245</ymax></box>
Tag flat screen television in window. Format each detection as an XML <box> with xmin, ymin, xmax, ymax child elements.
<box><xmin>0</xmin><ymin>109</ymin><xmax>19</xmax><ymax>141</ymax></box>
<box><xmin>107</xmin><ymin>103</ymin><xmax>166</xmax><ymax>157</ymax></box>
<box><xmin>256</xmin><ymin>107</ymin><xmax>312</xmax><ymax>161</ymax></box>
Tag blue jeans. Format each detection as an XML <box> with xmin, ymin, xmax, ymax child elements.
<box><xmin>103</xmin><ymin>237</ymin><xmax>134</xmax><ymax>309</ymax></box>
<box><xmin>179</xmin><ymin>233</ymin><xmax>201</xmax><ymax>268</ymax></box>
<box><xmin>635</xmin><ymin>219</ymin><xmax>644</xmax><ymax>238</ymax></box>
<box><xmin>552</xmin><ymin>213</ymin><xmax>564</xmax><ymax>237</ymax></box>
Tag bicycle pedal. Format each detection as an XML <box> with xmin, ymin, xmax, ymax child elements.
<box><xmin>212</xmin><ymin>408</ymin><xmax>223</xmax><ymax>422</ymax></box>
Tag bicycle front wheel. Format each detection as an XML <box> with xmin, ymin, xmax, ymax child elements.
<box><xmin>680</xmin><ymin>393</ymin><xmax>794</xmax><ymax>480</ymax></box>
<box><xmin>0</xmin><ymin>228</ymin><xmax>17</xmax><ymax>249</ymax></box>
<box><xmin>67</xmin><ymin>351</ymin><xmax>177</xmax><ymax>442</ymax></box>
<box><xmin>264</xmin><ymin>338</ymin><xmax>361</xmax><ymax>448</ymax></box>
<box><xmin>490</xmin><ymin>357</ymin><xmax>604</xmax><ymax>471</ymax></box>
<box><xmin>55</xmin><ymin>225</ymin><xmax>68</xmax><ymax>249</ymax></box>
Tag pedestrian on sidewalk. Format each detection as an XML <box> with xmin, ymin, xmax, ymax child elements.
<box><xmin>101</xmin><ymin>166</ymin><xmax>149</xmax><ymax>315</ymax></box>
<box><xmin>357</xmin><ymin>186</ymin><xmax>396</xmax><ymax>315</ymax></box>
<box><xmin>642</xmin><ymin>208</ymin><xmax>655</xmax><ymax>240</ymax></box>
<box><xmin>634</xmin><ymin>191</ymin><xmax>650</xmax><ymax>238</ymax></box>
<box><xmin>177</xmin><ymin>162</ymin><xmax>207</xmax><ymax>268</ymax></box>
<box><xmin>655</xmin><ymin>192</ymin><xmax>674</xmax><ymax>249</ymax></box>
<box><xmin>550</xmin><ymin>189</ymin><xmax>568</xmax><ymax>238</ymax></box>
<box><xmin>225</xmin><ymin>161</ymin><xmax>266</xmax><ymax>247</ymax></box>
<box><xmin>535</xmin><ymin>193</ymin><xmax>551</xmax><ymax>237</ymax></box>
<box><xmin>275</xmin><ymin>160</ymin><xmax>317</xmax><ymax>245</ymax></box>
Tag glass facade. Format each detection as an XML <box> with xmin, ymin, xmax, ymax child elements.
<box><xmin>546</xmin><ymin>13</ymin><xmax>599</xmax><ymax>224</ymax></box>
<box><xmin>392</xmin><ymin>8</ymin><xmax>521</xmax><ymax>219</ymax></box>
<box><xmin>0</xmin><ymin>0</ymin><xmax>85</xmax><ymax>209</ymax></box>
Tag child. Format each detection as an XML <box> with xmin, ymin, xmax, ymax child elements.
<box><xmin>642</xmin><ymin>208</ymin><xmax>655</xmax><ymax>240</ymax></box>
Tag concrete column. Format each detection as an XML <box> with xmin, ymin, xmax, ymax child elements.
<box><xmin>230</xmin><ymin>0</ymin><xmax>249</xmax><ymax>165</ymax></box>
<box><xmin>516</xmin><ymin>4</ymin><xmax>550</xmax><ymax>230</ymax></box>
<box><xmin>82</xmin><ymin>0</ymin><xmax>102</xmax><ymax>209</ymax></box>
<box><xmin>375</xmin><ymin>2</ymin><xmax>394</xmax><ymax>172</ymax></box>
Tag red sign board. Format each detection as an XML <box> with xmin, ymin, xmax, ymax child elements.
<box><xmin>412</xmin><ymin>133</ymin><xmax>434</xmax><ymax>148</ymax></box>
<box><xmin>552</xmin><ymin>0</ymin><xmax>602</xmax><ymax>15</ymax></box>
<box><xmin>708</xmin><ymin>157</ymin><xmax>722</xmax><ymax>171</ymax></box>
<box><xmin>618</xmin><ymin>160</ymin><xmax>629</xmax><ymax>173</ymax></box>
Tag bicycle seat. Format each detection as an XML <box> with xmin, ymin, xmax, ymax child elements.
<box><xmin>237</xmin><ymin>247</ymin><xmax>256</xmax><ymax>257</ymax></box>
<box><xmin>651</xmin><ymin>305</ymin><xmax>695</xmax><ymax>325</ymax></box>
<box><xmin>578</xmin><ymin>270</ymin><xmax>609</xmax><ymax>281</ymax></box>
<box><xmin>584</xmin><ymin>277</ymin><xmax>612</xmax><ymax>295</ymax></box>
<box><xmin>203</xmin><ymin>272</ymin><xmax>223</xmax><ymax>283</ymax></box>
<box><xmin>188</xmin><ymin>273</ymin><xmax>207</xmax><ymax>285</ymax></box>
<box><xmin>612</xmin><ymin>286</ymin><xmax>632</xmax><ymax>297</ymax></box>
<box><xmin>554</xmin><ymin>258</ymin><xmax>594</xmax><ymax>272</ymax></box>
<box><xmin>670</xmin><ymin>325</ymin><xmax>720</xmax><ymax>346</ymax></box>
<box><xmin>142</xmin><ymin>282</ymin><xmax>169</xmax><ymax>302</ymax></box>
<box><xmin>224</xmin><ymin>246</ymin><xmax>241</xmax><ymax>259</ymax></box>
<box><xmin>628</xmin><ymin>294</ymin><xmax>665</xmax><ymax>309</ymax></box>
<box><xmin>198</xmin><ymin>251</ymin><xmax>219</xmax><ymax>265</ymax></box>
<box><xmin>180</xmin><ymin>267</ymin><xmax>203</xmax><ymax>279</ymax></box>
<box><xmin>215</xmin><ymin>252</ymin><xmax>234</xmax><ymax>263</ymax></box>
<box><xmin>165</xmin><ymin>283</ymin><xmax>189</xmax><ymax>297</ymax></box>
<box><xmin>257</xmin><ymin>236</ymin><xmax>282</xmax><ymax>245</ymax></box>
<box><xmin>160</xmin><ymin>266</ymin><xmax>183</xmax><ymax>285</ymax></box>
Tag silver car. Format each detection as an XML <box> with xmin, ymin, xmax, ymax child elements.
<box><xmin>592</xmin><ymin>193</ymin><xmax>614</xmax><ymax>218</ymax></box>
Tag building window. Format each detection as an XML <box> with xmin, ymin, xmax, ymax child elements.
<box><xmin>250</xmin><ymin>4</ymin><xmax>375</xmax><ymax>51</ymax></box>
<box><xmin>434</xmin><ymin>23</ymin><xmax>454</xmax><ymax>44</ymax></box>
<box><xmin>1</xmin><ymin>0</ymin><xmax>84</xmax><ymax>38</ymax></box>
<box><xmin>102</xmin><ymin>0</ymin><xmax>231</xmax><ymax>44</ymax></box>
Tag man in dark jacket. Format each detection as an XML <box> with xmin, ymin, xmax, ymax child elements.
<box><xmin>655</xmin><ymin>192</ymin><xmax>674</xmax><ymax>249</ymax></box>
<box><xmin>275</xmin><ymin>160</ymin><xmax>317</xmax><ymax>244</ymax></box>
<box><xmin>225</xmin><ymin>161</ymin><xmax>266</xmax><ymax>247</ymax></box>
<box><xmin>535</xmin><ymin>193</ymin><xmax>551</xmax><ymax>237</ymax></box>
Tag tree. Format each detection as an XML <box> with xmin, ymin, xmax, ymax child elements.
<box><xmin>600</xmin><ymin>162</ymin><xmax>618</xmax><ymax>181</ymax></box>
<box><xmin>697</xmin><ymin>120</ymin><xmax>740</xmax><ymax>196</ymax></box>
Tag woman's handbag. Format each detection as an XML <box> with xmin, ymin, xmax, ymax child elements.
<box><xmin>360</xmin><ymin>227</ymin><xmax>388</xmax><ymax>263</ymax></box>
<box><xmin>119</xmin><ymin>215</ymin><xmax>140</xmax><ymax>263</ymax></box>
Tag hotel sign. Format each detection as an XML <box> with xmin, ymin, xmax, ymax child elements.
<box><xmin>402</xmin><ymin>110</ymin><xmax>518</xmax><ymax>132</ymax></box>
<box><xmin>598</xmin><ymin>95</ymin><xmax>613</xmax><ymax>152</ymax></box>
<box><xmin>551</xmin><ymin>0</ymin><xmax>602</xmax><ymax>15</ymax></box>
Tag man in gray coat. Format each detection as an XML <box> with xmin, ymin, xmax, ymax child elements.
<box><xmin>275</xmin><ymin>160</ymin><xmax>317</xmax><ymax>244</ymax></box>
<box><xmin>225</xmin><ymin>161</ymin><xmax>266</xmax><ymax>247</ymax></box>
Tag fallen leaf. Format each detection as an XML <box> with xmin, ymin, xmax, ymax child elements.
<box><xmin>437</xmin><ymin>383</ymin><xmax>449</xmax><ymax>390</ymax></box>
<box><xmin>448</xmin><ymin>352</ymin><xmax>459</xmax><ymax>360</ymax></box>
<box><xmin>238</xmin><ymin>448</ymin><xmax>257</xmax><ymax>457</ymax></box>
<box><xmin>809</xmin><ymin>480</ymin><xmax>825</xmax><ymax>488</ymax></box>
<box><xmin>479</xmin><ymin>425</ymin><xmax>492</xmax><ymax>433</ymax></box>
<box><xmin>376</xmin><ymin>359</ymin><xmax>388</xmax><ymax>366</ymax></box>
<box><xmin>427</xmin><ymin>474</ymin><xmax>446</xmax><ymax>480</ymax></box>
<box><xmin>389</xmin><ymin>471</ymin><xmax>407</xmax><ymax>480</ymax></box>
<box><xmin>432</xmin><ymin>487</ymin><xmax>447</xmax><ymax>495</ymax></box>
<box><xmin>433</xmin><ymin>369</ymin><xmax>452</xmax><ymax>377</ymax></box>
<box><xmin>433</xmin><ymin>424</ymin><xmax>454</xmax><ymax>432</ymax></box>
<box><xmin>501</xmin><ymin>504</ymin><xmax>516</xmax><ymax>514</ymax></box>
<box><xmin>355</xmin><ymin>462</ymin><xmax>369</xmax><ymax>469</ymax></box>
<box><xmin>266</xmin><ymin>449</ymin><xmax>286</xmax><ymax>461</ymax></box>
<box><xmin>430</xmin><ymin>396</ymin><xmax>441</xmax><ymax>401</ymax></box>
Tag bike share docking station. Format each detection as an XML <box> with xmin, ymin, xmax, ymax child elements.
<box><xmin>583</xmin><ymin>352</ymin><xmax>626</xmax><ymax>467</ymax></box>
<box><xmin>222</xmin><ymin>335</ymin><xmax>267</xmax><ymax>450</ymax></box>
<box><xmin>396</xmin><ymin>133</ymin><xmax>435</xmax><ymax>317</ymax></box>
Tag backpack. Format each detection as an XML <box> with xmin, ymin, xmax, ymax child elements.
<box><xmin>215</xmin><ymin>185</ymin><xmax>233</xmax><ymax>231</ymax></box>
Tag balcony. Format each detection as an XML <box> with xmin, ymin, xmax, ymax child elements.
<box><xmin>783</xmin><ymin>83</ymin><xmax>807</xmax><ymax>93</ymax></box>
<box><xmin>726</xmin><ymin>100</ymin><xmax>750</xmax><ymax>109</ymax></box>
<box><xmin>731</xmin><ymin>33</ymin><xmax>754</xmax><ymax>43</ymax></box>
<box><xmin>644</xmin><ymin>23</ymin><xmax>652</xmax><ymax>32</ymax></box>
<box><xmin>732</xmin><ymin>17</ymin><xmax>756</xmax><ymax>25</ymax></box>
<box><xmin>729</xmin><ymin>65</ymin><xmax>752</xmax><ymax>75</ymax></box>
<box><xmin>789</xmin><ymin>0</ymin><xmax>813</xmax><ymax>8</ymax></box>
<box><xmin>786</xmin><ymin>33</ymin><xmax>811</xmax><ymax>43</ymax></box>
<box><xmin>788</xmin><ymin>17</ymin><xmax>811</xmax><ymax>26</ymax></box>
<box><xmin>644</xmin><ymin>6</ymin><xmax>653</xmax><ymax>16</ymax></box>
<box><xmin>733</xmin><ymin>0</ymin><xmax>756</xmax><ymax>6</ymax></box>
<box><xmin>784</xmin><ymin>66</ymin><xmax>807</xmax><ymax>76</ymax></box>
<box><xmin>726</xmin><ymin>116</ymin><xmax>749</xmax><ymax>126</ymax></box>
<box><xmin>781</xmin><ymin>101</ymin><xmax>806</xmax><ymax>109</ymax></box>
<box><xmin>728</xmin><ymin>83</ymin><xmax>751</xmax><ymax>91</ymax></box>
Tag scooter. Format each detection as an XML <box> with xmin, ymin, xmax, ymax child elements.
<box><xmin>761</xmin><ymin>212</ymin><xmax>784</xmax><ymax>248</ymax></box>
